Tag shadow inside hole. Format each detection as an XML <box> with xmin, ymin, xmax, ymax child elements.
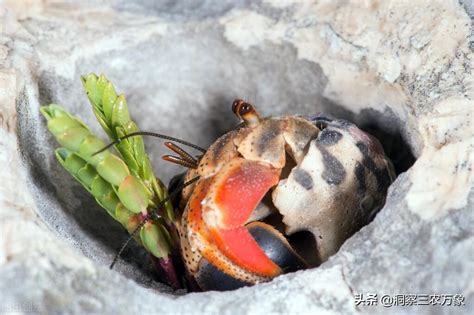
<box><xmin>361</xmin><ymin>124</ymin><xmax>416</xmax><ymax>175</ymax></box>
<box><xmin>287</xmin><ymin>231</ymin><xmax>319</xmax><ymax>268</ymax></box>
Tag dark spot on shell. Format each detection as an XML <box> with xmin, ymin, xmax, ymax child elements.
<box><xmin>293</xmin><ymin>168</ymin><xmax>314</xmax><ymax>190</ymax></box>
<box><xmin>315</xmin><ymin>142</ymin><xmax>346</xmax><ymax>185</ymax></box>
<box><xmin>316</xmin><ymin>129</ymin><xmax>343</xmax><ymax>146</ymax></box>
<box><xmin>354</xmin><ymin>162</ymin><xmax>366</xmax><ymax>195</ymax></box>
<box><xmin>356</xmin><ymin>142</ymin><xmax>370</xmax><ymax>158</ymax></box>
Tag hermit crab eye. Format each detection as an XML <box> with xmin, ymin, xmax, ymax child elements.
<box><xmin>232</xmin><ymin>99</ymin><xmax>243</xmax><ymax>115</ymax></box>
<box><xmin>231</xmin><ymin>99</ymin><xmax>261</xmax><ymax>126</ymax></box>
<box><xmin>238</xmin><ymin>103</ymin><xmax>252</xmax><ymax>116</ymax></box>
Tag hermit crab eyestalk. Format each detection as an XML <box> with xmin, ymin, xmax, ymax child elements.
<box><xmin>231</xmin><ymin>99</ymin><xmax>261</xmax><ymax>127</ymax></box>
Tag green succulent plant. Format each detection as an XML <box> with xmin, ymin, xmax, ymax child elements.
<box><xmin>41</xmin><ymin>74</ymin><xmax>180</xmax><ymax>289</ymax></box>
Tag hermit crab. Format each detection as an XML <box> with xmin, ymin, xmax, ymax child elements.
<box><xmin>167</xmin><ymin>100</ymin><xmax>395</xmax><ymax>291</ymax></box>
<box><xmin>42</xmin><ymin>74</ymin><xmax>395</xmax><ymax>292</ymax></box>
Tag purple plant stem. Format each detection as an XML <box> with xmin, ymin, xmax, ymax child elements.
<box><xmin>151</xmin><ymin>255</ymin><xmax>181</xmax><ymax>290</ymax></box>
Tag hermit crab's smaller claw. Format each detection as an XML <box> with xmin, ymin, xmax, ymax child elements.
<box><xmin>232</xmin><ymin>99</ymin><xmax>261</xmax><ymax>127</ymax></box>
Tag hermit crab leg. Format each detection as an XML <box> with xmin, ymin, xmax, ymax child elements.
<box><xmin>164</xmin><ymin>142</ymin><xmax>198</xmax><ymax>164</ymax></box>
<box><xmin>162</xmin><ymin>142</ymin><xmax>199</xmax><ymax>169</ymax></box>
<box><xmin>162</xmin><ymin>155</ymin><xmax>198</xmax><ymax>169</ymax></box>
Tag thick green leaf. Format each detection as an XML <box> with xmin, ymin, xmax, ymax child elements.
<box><xmin>77</xmin><ymin>164</ymin><xmax>97</xmax><ymax>188</ymax></box>
<box><xmin>78</xmin><ymin>135</ymin><xmax>109</xmax><ymax>167</ymax></box>
<box><xmin>101</xmin><ymin>81</ymin><xmax>118</xmax><ymax>123</ymax></box>
<box><xmin>115</xmin><ymin>203</ymin><xmax>133</xmax><ymax>228</ymax></box>
<box><xmin>96</xmin><ymin>191</ymin><xmax>120</xmax><ymax>218</ymax></box>
<box><xmin>90</xmin><ymin>175</ymin><xmax>112</xmax><ymax>198</ymax></box>
<box><xmin>47</xmin><ymin>116</ymin><xmax>82</xmax><ymax>136</ymax></box>
<box><xmin>96</xmin><ymin>74</ymin><xmax>109</xmax><ymax>100</ymax></box>
<box><xmin>55</xmin><ymin>149</ymin><xmax>83</xmax><ymax>174</ymax></box>
<box><xmin>82</xmin><ymin>74</ymin><xmax>101</xmax><ymax>107</ymax></box>
<box><xmin>117</xmin><ymin>175</ymin><xmax>149</xmax><ymax>213</ymax></box>
<box><xmin>111</xmin><ymin>95</ymin><xmax>131</xmax><ymax>128</ymax></box>
<box><xmin>96</xmin><ymin>154</ymin><xmax>130</xmax><ymax>186</ymax></box>
<box><xmin>140</xmin><ymin>222</ymin><xmax>170</xmax><ymax>258</ymax></box>
<box><xmin>115</xmin><ymin>126</ymin><xmax>139</xmax><ymax>175</ymax></box>
<box><xmin>57</xmin><ymin>127</ymin><xmax>91</xmax><ymax>151</ymax></box>
<box><xmin>92</xmin><ymin>110</ymin><xmax>114</xmax><ymax>139</ymax></box>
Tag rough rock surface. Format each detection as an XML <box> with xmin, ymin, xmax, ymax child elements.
<box><xmin>0</xmin><ymin>0</ymin><xmax>472</xmax><ymax>314</ymax></box>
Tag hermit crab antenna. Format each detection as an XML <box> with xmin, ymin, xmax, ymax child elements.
<box><xmin>231</xmin><ymin>99</ymin><xmax>261</xmax><ymax>127</ymax></box>
<box><xmin>93</xmin><ymin>131</ymin><xmax>206</xmax><ymax>156</ymax></box>
<box><xmin>109</xmin><ymin>175</ymin><xmax>201</xmax><ymax>270</ymax></box>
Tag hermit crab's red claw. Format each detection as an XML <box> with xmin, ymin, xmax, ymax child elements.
<box><xmin>204</xmin><ymin>158</ymin><xmax>280</xmax><ymax>228</ymax></box>
<box><xmin>203</xmin><ymin>158</ymin><xmax>281</xmax><ymax>277</ymax></box>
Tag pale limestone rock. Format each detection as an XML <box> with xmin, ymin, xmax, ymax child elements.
<box><xmin>0</xmin><ymin>0</ymin><xmax>472</xmax><ymax>314</ymax></box>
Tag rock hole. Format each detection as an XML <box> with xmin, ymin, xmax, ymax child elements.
<box><xmin>20</xmin><ymin>41</ymin><xmax>418</xmax><ymax>294</ymax></box>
